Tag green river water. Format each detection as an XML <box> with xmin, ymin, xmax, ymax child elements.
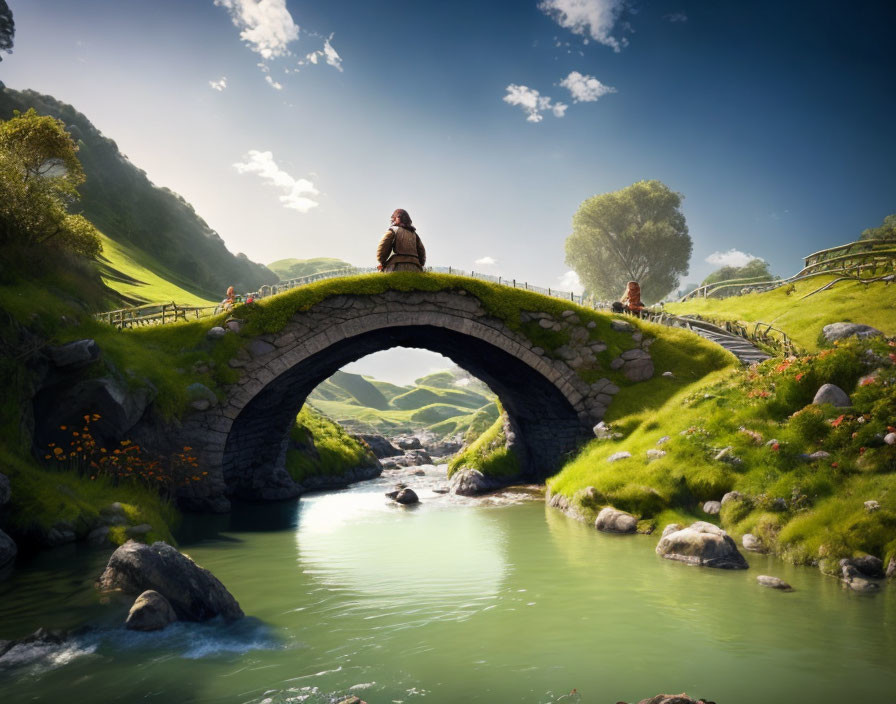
<box><xmin>1</xmin><ymin>464</ymin><xmax>895</xmax><ymax>703</ymax></box>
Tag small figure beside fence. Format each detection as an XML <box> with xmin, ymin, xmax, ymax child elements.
<box><xmin>611</xmin><ymin>281</ymin><xmax>646</xmax><ymax>316</ymax></box>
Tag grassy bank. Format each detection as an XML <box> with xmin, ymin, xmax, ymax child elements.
<box><xmin>447</xmin><ymin>413</ymin><xmax>521</xmax><ymax>479</ymax></box>
<box><xmin>285</xmin><ymin>406</ymin><xmax>377</xmax><ymax>484</ymax></box>
<box><xmin>548</xmin><ymin>337</ymin><xmax>896</xmax><ymax>572</ymax></box>
<box><xmin>666</xmin><ymin>275</ymin><xmax>896</xmax><ymax>351</ymax></box>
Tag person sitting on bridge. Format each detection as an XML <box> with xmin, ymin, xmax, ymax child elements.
<box><xmin>611</xmin><ymin>281</ymin><xmax>645</xmax><ymax>315</ymax></box>
<box><xmin>377</xmin><ymin>208</ymin><xmax>426</xmax><ymax>272</ymax></box>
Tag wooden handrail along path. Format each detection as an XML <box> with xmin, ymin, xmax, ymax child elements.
<box><xmin>678</xmin><ymin>238</ymin><xmax>896</xmax><ymax>302</ymax></box>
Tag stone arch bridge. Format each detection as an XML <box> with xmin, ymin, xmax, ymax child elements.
<box><xmin>164</xmin><ymin>288</ymin><xmax>656</xmax><ymax>512</ymax></box>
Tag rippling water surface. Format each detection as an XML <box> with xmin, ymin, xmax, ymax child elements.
<box><xmin>2</xmin><ymin>464</ymin><xmax>895</xmax><ymax>703</ymax></box>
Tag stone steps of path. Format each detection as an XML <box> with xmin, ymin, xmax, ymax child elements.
<box><xmin>651</xmin><ymin>315</ymin><xmax>772</xmax><ymax>365</ymax></box>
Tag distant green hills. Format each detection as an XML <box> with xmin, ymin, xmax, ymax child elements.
<box><xmin>0</xmin><ymin>82</ymin><xmax>277</xmax><ymax>299</ymax></box>
<box><xmin>268</xmin><ymin>257</ymin><xmax>352</xmax><ymax>281</ymax></box>
<box><xmin>308</xmin><ymin>368</ymin><xmax>499</xmax><ymax>438</ymax></box>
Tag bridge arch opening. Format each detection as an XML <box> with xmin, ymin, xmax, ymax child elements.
<box><xmin>221</xmin><ymin>324</ymin><xmax>589</xmax><ymax>500</ymax></box>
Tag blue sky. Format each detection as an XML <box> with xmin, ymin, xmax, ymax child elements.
<box><xmin>3</xmin><ymin>0</ymin><xmax>895</xmax><ymax>297</ymax></box>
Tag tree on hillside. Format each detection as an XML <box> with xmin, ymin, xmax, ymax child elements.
<box><xmin>0</xmin><ymin>108</ymin><xmax>101</xmax><ymax>258</ymax></box>
<box><xmin>701</xmin><ymin>258</ymin><xmax>773</xmax><ymax>288</ymax></box>
<box><xmin>0</xmin><ymin>1</ymin><xmax>13</xmax><ymax>60</ymax></box>
<box><xmin>564</xmin><ymin>180</ymin><xmax>692</xmax><ymax>304</ymax></box>
<box><xmin>860</xmin><ymin>214</ymin><xmax>896</xmax><ymax>241</ymax></box>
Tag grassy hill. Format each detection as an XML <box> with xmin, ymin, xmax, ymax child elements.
<box><xmin>307</xmin><ymin>367</ymin><xmax>498</xmax><ymax>437</ymax></box>
<box><xmin>268</xmin><ymin>257</ymin><xmax>352</xmax><ymax>281</ymax></box>
<box><xmin>666</xmin><ymin>275</ymin><xmax>896</xmax><ymax>351</ymax></box>
<box><xmin>0</xmin><ymin>82</ymin><xmax>277</xmax><ymax>298</ymax></box>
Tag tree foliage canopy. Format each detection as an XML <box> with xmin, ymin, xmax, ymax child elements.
<box><xmin>0</xmin><ymin>0</ymin><xmax>13</xmax><ymax>60</ymax></box>
<box><xmin>860</xmin><ymin>214</ymin><xmax>896</xmax><ymax>241</ymax></box>
<box><xmin>700</xmin><ymin>258</ymin><xmax>773</xmax><ymax>288</ymax></box>
<box><xmin>564</xmin><ymin>180</ymin><xmax>692</xmax><ymax>304</ymax></box>
<box><xmin>0</xmin><ymin>108</ymin><xmax>101</xmax><ymax>258</ymax></box>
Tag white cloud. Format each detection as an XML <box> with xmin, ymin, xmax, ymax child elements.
<box><xmin>705</xmin><ymin>249</ymin><xmax>762</xmax><ymax>268</ymax></box>
<box><xmin>503</xmin><ymin>84</ymin><xmax>565</xmax><ymax>123</ymax></box>
<box><xmin>265</xmin><ymin>74</ymin><xmax>283</xmax><ymax>90</ymax></box>
<box><xmin>475</xmin><ymin>256</ymin><xmax>497</xmax><ymax>266</ymax></box>
<box><xmin>233</xmin><ymin>150</ymin><xmax>319</xmax><ymax>213</ymax></box>
<box><xmin>301</xmin><ymin>35</ymin><xmax>343</xmax><ymax>72</ymax></box>
<box><xmin>559</xmin><ymin>71</ymin><xmax>616</xmax><ymax>102</ymax></box>
<box><xmin>214</xmin><ymin>0</ymin><xmax>299</xmax><ymax>59</ymax></box>
<box><xmin>558</xmin><ymin>270</ymin><xmax>584</xmax><ymax>295</ymax></box>
<box><xmin>538</xmin><ymin>0</ymin><xmax>627</xmax><ymax>52</ymax></box>
<box><xmin>209</xmin><ymin>77</ymin><xmax>228</xmax><ymax>91</ymax></box>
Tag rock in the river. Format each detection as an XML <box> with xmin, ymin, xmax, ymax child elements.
<box><xmin>702</xmin><ymin>501</ymin><xmax>721</xmax><ymax>516</ymax></box>
<box><xmin>393</xmin><ymin>435</ymin><xmax>422</xmax><ymax>451</ymax></box>
<box><xmin>404</xmin><ymin>449</ymin><xmax>432</xmax><ymax>466</ymax></box>
<box><xmin>47</xmin><ymin>339</ymin><xmax>101</xmax><ymax>369</ymax></box>
<box><xmin>450</xmin><ymin>468</ymin><xmax>503</xmax><ymax>496</ymax></box>
<box><xmin>432</xmin><ymin>486</ymin><xmax>450</xmax><ymax>494</ymax></box>
<box><xmin>842</xmin><ymin>556</ymin><xmax>885</xmax><ymax>579</ymax></box>
<box><xmin>757</xmin><ymin>575</ymin><xmax>792</xmax><ymax>591</ymax></box>
<box><xmin>655</xmin><ymin>522</ymin><xmax>749</xmax><ymax>570</ymax></box>
<box><xmin>595</xmin><ymin>507</ymin><xmax>638</xmax><ymax>534</ymax></box>
<box><xmin>822</xmin><ymin>322</ymin><xmax>884</xmax><ymax>342</ymax></box>
<box><xmin>125</xmin><ymin>590</ymin><xmax>178</xmax><ymax>631</ymax></box>
<box><xmin>394</xmin><ymin>488</ymin><xmax>419</xmax><ymax>505</ymax></box>
<box><xmin>0</xmin><ymin>472</ymin><xmax>10</xmax><ymax>507</ymax></box>
<box><xmin>742</xmin><ymin>534</ymin><xmax>765</xmax><ymax>553</ymax></box>
<box><xmin>636</xmin><ymin>695</ymin><xmax>708</xmax><ymax>704</ymax></box>
<box><xmin>96</xmin><ymin>540</ymin><xmax>243</xmax><ymax>622</ymax></box>
<box><xmin>843</xmin><ymin>576</ymin><xmax>880</xmax><ymax>594</ymax></box>
<box><xmin>0</xmin><ymin>529</ymin><xmax>17</xmax><ymax>569</ymax></box>
<box><xmin>355</xmin><ymin>434</ymin><xmax>402</xmax><ymax>458</ymax></box>
<box><xmin>812</xmin><ymin>383</ymin><xmax>851</xmax><ymax>408</ymax></box>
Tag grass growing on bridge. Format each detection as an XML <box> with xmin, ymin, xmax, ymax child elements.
<box><xmin>666</xmin><ymin>275</ymin><xmax>896</xmax><ymax>351</ymax></box>
<box><xmin>548</xmin><ymin>337</ymin><xmax>896</xmax><ymax>574</ymax></box>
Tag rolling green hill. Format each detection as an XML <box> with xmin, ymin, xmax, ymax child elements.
<box><xmin>666</xmin><ymin>275</ymin><xmax>896</xmax><ymax>351</ymax></box>
<box><xmin>0</xmin><ymin>82</ymin><xmax>277</xmax><ymax>298</ymax></box>
<box><xmin>268</xmin><ymin>257</ymin><xmax>352</xmax><ymax>281</ymax></box>
<box><xmin>307</xmin><ymin>367</ymin><xmax>498</xmax><ymax>437</ymax></box>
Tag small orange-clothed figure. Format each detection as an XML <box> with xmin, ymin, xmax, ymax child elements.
<box><xmin>222</xmin><ymin>285</ymin><xmax>236</xmax><ymax>311</ymax></box>
<box><xmin>620</xmin><ymin>281</ymin><xmax>644</xmax><ymax>312</ymax></box>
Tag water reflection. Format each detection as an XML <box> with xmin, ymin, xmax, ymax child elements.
<box><xmin>294</xmin><ymin>465</ymin><xmax>510</xmax><ymax>621</ymax></box>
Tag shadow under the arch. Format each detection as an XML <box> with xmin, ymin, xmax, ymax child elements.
<box><xmin>222</xmin><ymin>325</ymin><xmax>591</xmax><ymax>501</ymax></box>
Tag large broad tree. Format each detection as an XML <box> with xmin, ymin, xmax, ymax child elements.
<box><xmin>860</xmin><ymin>214</ymin><xmax>896</xmax><ymax>241</ymax></box>
<box><xmin>0</xmin><ymin>108</ymin><xmax>101</xmax><ymax>258</ymax></box>
<box><xmin>565</xmin><ymin>180</ymin><xmax>692</xmax><ymax>303</ymax></box>
<box><xmin>0</xmin><ymin>1</ymin><xmax>13</xmax><ymax>61</ymax></box>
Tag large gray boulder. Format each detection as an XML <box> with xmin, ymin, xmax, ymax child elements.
<box><xmin>822</xmin><ymin>323</ymin><xmax>884</xmax><ymax>342</ymax></box>
<box><xmin>47</xmin><ymin>339</ymin><xmax>101</xmax><ymax>369</ymax></box>
<box><xmin>812</xmin><ymin>383</ymin><xmax>851</xmax><ymax>408</ymax></box>
<box><xmin>757</xmin><ymin>575</ymin><xmax>793</xmax><ymax>591</ymax></box>
<box><xmin>393</xmin><ymin>488</ymin><xmax>419</xmax><ymax>505</ymax></box>
<box><xmin>595</xmin><ymin>507</ymin><xmax>638</xmax><ymax>533</ymax></box>
<box><xmin>393</xmin><ymin>436</ymin><xmax>422</xmax><ymax>451</ymax></box>
<box><xmin>656</xmin><ymin>522</ymin><xmax>749</xmax><ymax>570</ymax></box>
<box><xmin>0</xmin><ymin>529</ymin><xmax>17</xmax><ymax>569</ymax></box>
<box><xmin>96</xmin><ymin>541</ymin><xmax>243</xmax><ymax>622</ymax></box>
<box><xmin>355</xmin><ymin>434</ymin><xmax>402</xmax><ymax>458</ymax></box>
<box><xmin>125</xmin><ymin>590</ymin><xmax>178</xmax><ymax>631</ymax></box>
<box><xmin>450</xmin><ymin>468</ymin><xmax>503</xmax><ymax>496</ymax></box>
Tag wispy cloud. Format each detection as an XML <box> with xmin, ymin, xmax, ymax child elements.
<box><xmin>705</xmin><ymin>249</ymin><xmax>762</xmax><ymax>268</ymax></box>
<box><xmin>665</xmin><ymin>12</ymin><xmax>688</xmax><ymax>23</ymax></box>
<box><xmin>475</xmin><ymin>256</ymin><xmax>497</xmax><ymax>266</ymax></box>
<box><xmin>538</xmin><ymin>0</ymin><xmax>628</xmax><ymax>52</ymax></box>
<box><xmin>503</xmin><ymin>84</ymin><xmax>567</xmax><ymax>123</ymax></box>
<box><xmin>558</xmin><ymin>270</ymin><xmax>584</xmax><ymax>294</ymax></box>
<box><xmin>300</xmin><ymin>35</ymin><xmax>343</xmax><ymax>72</ymax></box>
<box><xmin>214</xmin><ymin>0</ymin><xmax>299</xmax><ymax>59</ymax></box>
<box><xmin>233</xmin><ymin>150</ymin><xmax>319</xmax><ymax>213</ymax></box>
<box><xmin>265</xmin><ymin>75</ymin><xmax>283</xmax><ymax>90</ymax></box>
<box><xmin>559</xmin><ymin>71</ymin><xmax>616</xmax><ymax>102</ymax></box>
<box><xmin>209</xmin><ymin>77</ymin><xmax>228</xmax><ymax>92</ymax></box>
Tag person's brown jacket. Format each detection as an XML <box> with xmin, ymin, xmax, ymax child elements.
<box><xmin>377</xmin><ymin>226</ymin><xmax>426</xmax><ymax>272</ymax></box>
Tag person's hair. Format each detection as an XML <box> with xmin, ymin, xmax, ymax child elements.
<box><xmin>626</xmin><ymin>281</ymin><xmax>640</xmax><ymax>293</ymax></box>
<box><xmin>391</xmin><ymin>209</ymin><xmax>413</xmax><ymax>227</ymax></box>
